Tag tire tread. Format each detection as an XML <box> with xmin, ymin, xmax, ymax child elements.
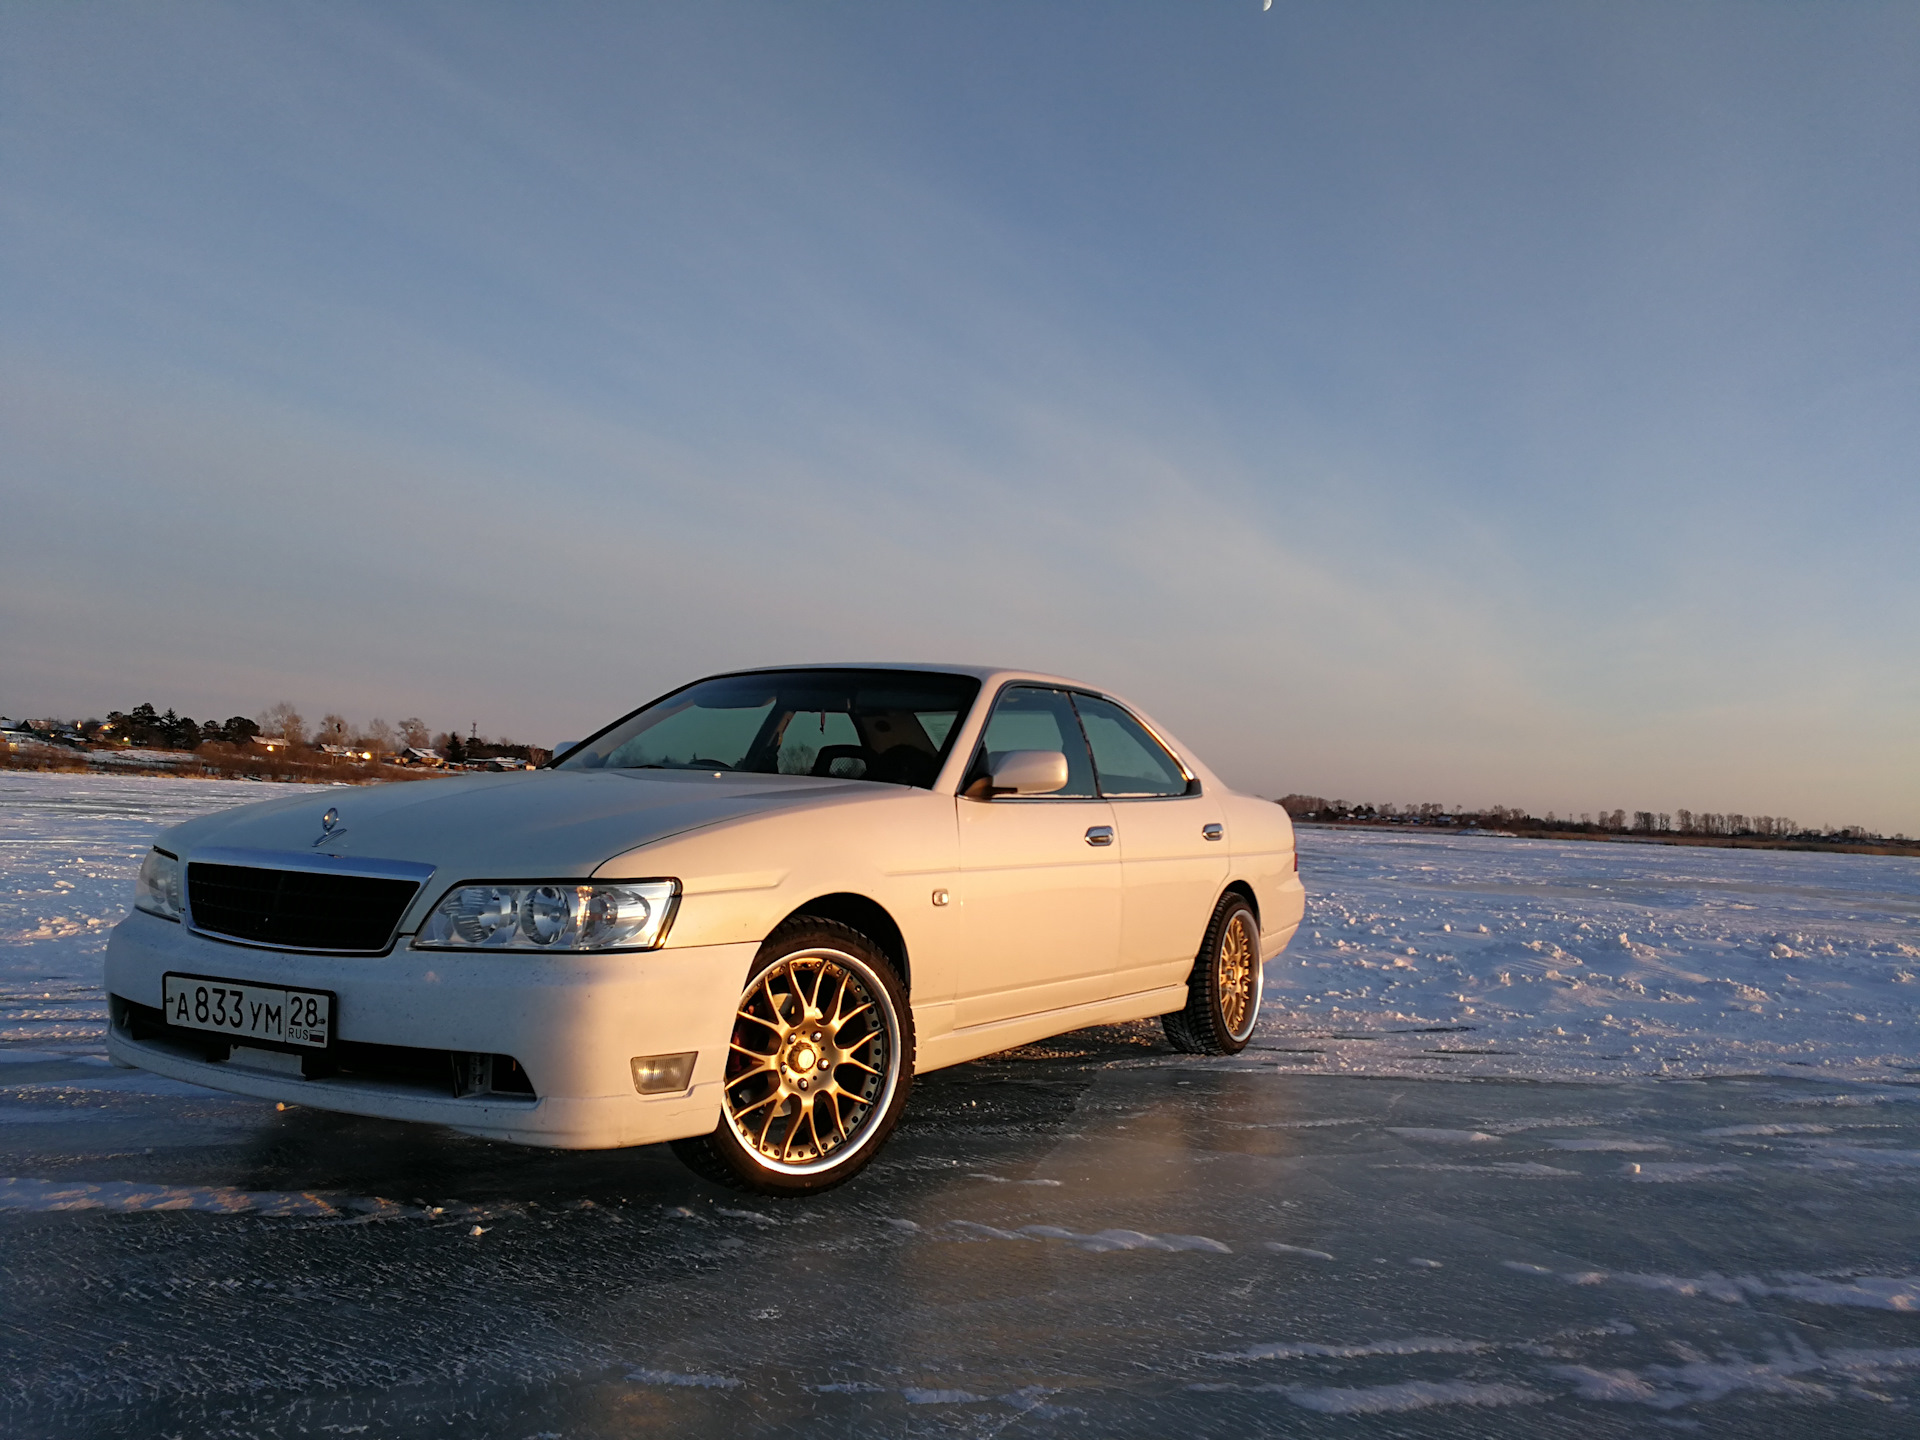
<box><xmin>1163</xmin><ymin>893</ymin><xmax>1259</xmax><ymax>1056</ymax></box>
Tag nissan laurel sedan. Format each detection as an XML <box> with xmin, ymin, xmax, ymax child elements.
<box><xmin>105</xmin><ymin>665</ymin><xmax>1305</xmax><ymax>1194</ymax></box>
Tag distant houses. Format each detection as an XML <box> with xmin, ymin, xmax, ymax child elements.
<box><xmin>1</xmin><ymin>717</ymin><xmax>82</xmax><ymax>758</ymax></box>
<box><xmin>4</xmin><ymin>707</ymin><xmax>546</xmax><ymax>780</ymax></box>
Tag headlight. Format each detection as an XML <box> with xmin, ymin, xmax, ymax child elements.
<box><xmin>415</xmin><ymin>880</ymin><xmax>679</xmax><ymax>952</ymax></box>
<box><xmin>135</xmin><ymin>848</ymin><xmax>184</xmax><ymax>921</ymax></box>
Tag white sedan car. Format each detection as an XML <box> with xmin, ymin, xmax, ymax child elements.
<box><xmin>106</xmin><ymin>666</ymin><xmax>1305</xmax><ymax>1193</ymax></box>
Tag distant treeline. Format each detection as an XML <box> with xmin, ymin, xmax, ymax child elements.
<box><xmin>1278</xmin><ymin>795</ymin><xmax>1909</xmax><ymax>847</ymax></box>
<box><xmin>8</xmin><ymin>701</ymin><xmax>548</xmax><ymax>770</ymax></box>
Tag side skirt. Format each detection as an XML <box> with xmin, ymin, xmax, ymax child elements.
<box><xmin>913</xmin><ymin>982</ymin><xmax>1191</xmax><ymax>1074</ymax></box>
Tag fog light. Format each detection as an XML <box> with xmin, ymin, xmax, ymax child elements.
<box><xmin>631</xmin><ymin>1052</ymin><xmax>696</xmax><ymax>1094</ymax></box>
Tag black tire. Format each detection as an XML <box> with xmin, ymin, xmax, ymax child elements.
<box><xmin>671</xmin><ymin>917</ymin><xmax>913</xmax><ymax>1195</ymax></box>
<box><xmin>1163</xmin><ymin>893</ymin><xmax>1262</xmax><ymax>1055</ymax></box>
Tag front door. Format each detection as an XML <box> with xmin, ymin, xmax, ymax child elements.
<box><xmin>954</xmin><ymin>686</ymin><xmax>1121</xmax><ymax>1028</ymax></box>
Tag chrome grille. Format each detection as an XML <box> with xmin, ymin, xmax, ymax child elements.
<box><xmin>187</xmin><ymin>861</ymin><xmax>418</xmax><ymax>952</ymax></box>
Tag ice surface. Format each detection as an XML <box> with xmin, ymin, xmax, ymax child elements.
<box><xmin>1547</xmin><ymin>1137</ymin><xmax>1670</xmax><ymax>1150</ymax></box>
<box><xmin>2</xmin><ymin>775</ymin><xmax>1918</xmax><ymax>1436</ymax></box>
<box><xmin>0</xmin><ymin>1054</ymin><xmax>1914</xmax><ymax>1434</ymax></box>
<box><xmin>1621</xmin><ymin>1161</ymin><xmax>1744</xmax><ymax>1181</ymax></box>
<box><xmin>0</xmin><ymin>1176</ymin><xmax>340</xmax><ymax>1215</ymax></box>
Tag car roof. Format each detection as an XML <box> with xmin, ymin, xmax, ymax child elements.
<box><xmin>718</xmin><ymin>662</ymin><xmax>1095</xmax><ymax>692</ymax></box>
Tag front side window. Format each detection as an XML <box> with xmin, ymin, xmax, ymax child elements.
<box><xmin>558</xmin><ymin>669</ymin><xmax>980</xmax><ymax>789</ymax></box>
<box><xmin>971</xmin><ymin>685</ymin><xmax>1097</xmax><ymax>799</ymax></box>
<box><xmin>1072</xmin><ymin>694</ymin><xmax>1191</xmax><ymax>797</ymax></box>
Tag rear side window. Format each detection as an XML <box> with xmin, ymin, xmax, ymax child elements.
<box><xmin>1072</xmin><ymin>695</ymin><xmax>1190</xmax><ymax>797</ymax></box>
<box><xmin>976</xmin><ymin>686</ymin><xmax>1097</xmax><ymax>799</ymax></box>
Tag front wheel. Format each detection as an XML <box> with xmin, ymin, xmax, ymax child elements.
<box><xmin>671</xmin><ymin>918</ymin><xmax>913</xmax><ymax>1195</ymax></box>
<box><xmin>1163</xmin><ymin>894</ymin><xmax>1262</xmax><ymax>1055</ymax></box>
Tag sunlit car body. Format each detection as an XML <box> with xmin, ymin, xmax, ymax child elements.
<box><xmin>104</xmin><ymin>665</ymin><xmax>1304</xmax><ymax>1191</ymax></box>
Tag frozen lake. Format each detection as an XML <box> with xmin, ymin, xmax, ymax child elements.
<box><xmin>1267</xmin><ymin>823</ymin><xmax>1920</xmax><ymax>1085</ymax></box>
<box><xmin>1</xmin><ymin>773</ymin><xmax>1916</xmax><ymax>1435</ymax></box>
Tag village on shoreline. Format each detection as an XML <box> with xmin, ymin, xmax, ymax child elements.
<box><xmin>0</xmin><ymin>701</ymin><xmax>548</xmax><ymax>786</ymax></box>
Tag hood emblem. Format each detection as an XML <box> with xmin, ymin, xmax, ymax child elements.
<box><xmin>314</xmin><ymin>807</ymin><xmax>348</xmax><ymax>850</ymax></box>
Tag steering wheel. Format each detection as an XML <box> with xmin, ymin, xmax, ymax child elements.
<box><xmin>810</xmin><ymin>744</ymin><xmax>878</xmax><ymax>778</ymax></box>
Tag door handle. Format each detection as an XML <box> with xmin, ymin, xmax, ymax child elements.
<box><xmin>1084</xmin><ymin>825</ymin><xmax>1115</xmax><ymax>847</ymax></box>
<box><xmin>1202</xmin><ymin>823</ymin><xmax>1224</xmax><ymax>842</ymax></box>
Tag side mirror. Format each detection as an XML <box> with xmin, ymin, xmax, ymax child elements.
<box><xmin>550</xmin><ymin>742</ymin><xmax>580</xmax><ymax>763</ymax></box>
<box><xmin>986</xmin><ymin>749</ymin><xmax>1069</xmax><ymax>796</ymax></box>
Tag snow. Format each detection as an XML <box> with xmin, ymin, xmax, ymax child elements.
<box><xmin>1285</xmin><ymin>1379</ymin><xmax>1546</xmax><ymax>1414</ymax></box>
<box><xmin>625</xmin><ymin>1368</ymin><xmax>742</xmax><ymax>1389</ymax></box>
<box><xmin>84</xmin><ymin>749</ymin><xmax>198</xmax><ymax>768</ymax></box>
<box><xmin>0</xmin><ymin>772</ymin><xmax>328</xmax><ymax>1054</ymax></box>
<box><xmin>1554</xmin><ymin>1342</ymin><xmax>1920</xmax><ymax>1408</ymax></box>
<box><xmin>5</xmin><ymin>773</ymin><xmax>1914</xmax><ymax>1088</ymax></box>
<box><xmin>1259</xmin><ymin>824</ymin><xmax>1920</xmax><ymax>1083</ymax></box>
<box><xmin>1208</xmin><ymin>1336</ymin><xmax>1493</xmax><ymax>1361</ymax></box>
<box><xmin>946</xmin><ymin>1218</ymin><xmax>1231</xmax><ymax>1251</ymax></box>
<box><xmin>1509</xmin><ymin>1262</ymin><xmax>1920</xmax><ymax>1312</ymax></box>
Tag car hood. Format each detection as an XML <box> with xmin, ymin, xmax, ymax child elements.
<box><xmin>156</xmin><ymin>770</ymin><xmax>862</xmax><ymax>882</ymax></box>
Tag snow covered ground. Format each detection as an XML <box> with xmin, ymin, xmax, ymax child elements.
<box><xmin>0</xmin><ymin>771</ymin><xmax>329</xmax><ymax>1057</ymax></box>
<box><xmin>6</xmin><ymin>772</ymin><xmax>1913</xmax><ymax>1084</ymax></box>
<box><xmin>1258</xmin><ymin>825</ymin><xmax>1920</xmax><ymax>1084</ymax></box>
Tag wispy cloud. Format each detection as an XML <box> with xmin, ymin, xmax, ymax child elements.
<box><xmin>2</xmin><ymin>2</ymin><xmax>1915</xmax><ymax>828</ymax></box>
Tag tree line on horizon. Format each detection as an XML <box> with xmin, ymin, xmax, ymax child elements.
<box><xmin>17</xmin><ymin>701</ymin><xmax>547</xmax><ymax>766</ymax></box>
<box><xmin>1277</xmin><ymin>795</ymin><xmax>1905</xmax><ymax>845</ymax></box>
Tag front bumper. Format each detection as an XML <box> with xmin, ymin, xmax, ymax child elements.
<box><xmin>104</xmin><ymin>908</ymin><xmax>757</xmax><ymax>1149</ymax></box>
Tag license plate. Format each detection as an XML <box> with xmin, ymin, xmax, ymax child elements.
<box><xmin>161</xmin><ymin>973</ymin><xmax>333</xmax><ymax>1049</ymax></box>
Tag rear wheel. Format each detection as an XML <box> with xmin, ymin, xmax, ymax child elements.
<box><xmin>1163</xmin><ymin>894</ymin><xmax>1262</xmax><ymax>1055</ymax></box>
<box><xmin>671</xmin><ymin>918</ymin><xmax>912</xmax><ymax>1195</ymax></box>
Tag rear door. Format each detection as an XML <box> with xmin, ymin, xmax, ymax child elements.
<box><xmin>1073</xmin><ymin>694</ymin><xmax>1227</xmax><ymax>1001</ymax></box>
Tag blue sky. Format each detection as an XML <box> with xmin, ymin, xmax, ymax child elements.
<box><xmin>3</xmin><ymin>2</ymin><xmax>1916</xmax><ymax>831</ymax></box>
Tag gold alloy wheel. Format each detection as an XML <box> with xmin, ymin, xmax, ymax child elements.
<box><xmin>1217</xmin><ymin>911</ymin><xmax>1259</xmax><ymax>1041</ymax></box>
<box><xmin>723</xmin><ymin>949</ymin><xmax>897</xmax><ymax>1172</ymax></box>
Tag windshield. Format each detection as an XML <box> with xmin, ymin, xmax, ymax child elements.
<box><xmin>556</xmin><ymin>668</ymin><xmax>981</xmax><ymax>789</ymax></box>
